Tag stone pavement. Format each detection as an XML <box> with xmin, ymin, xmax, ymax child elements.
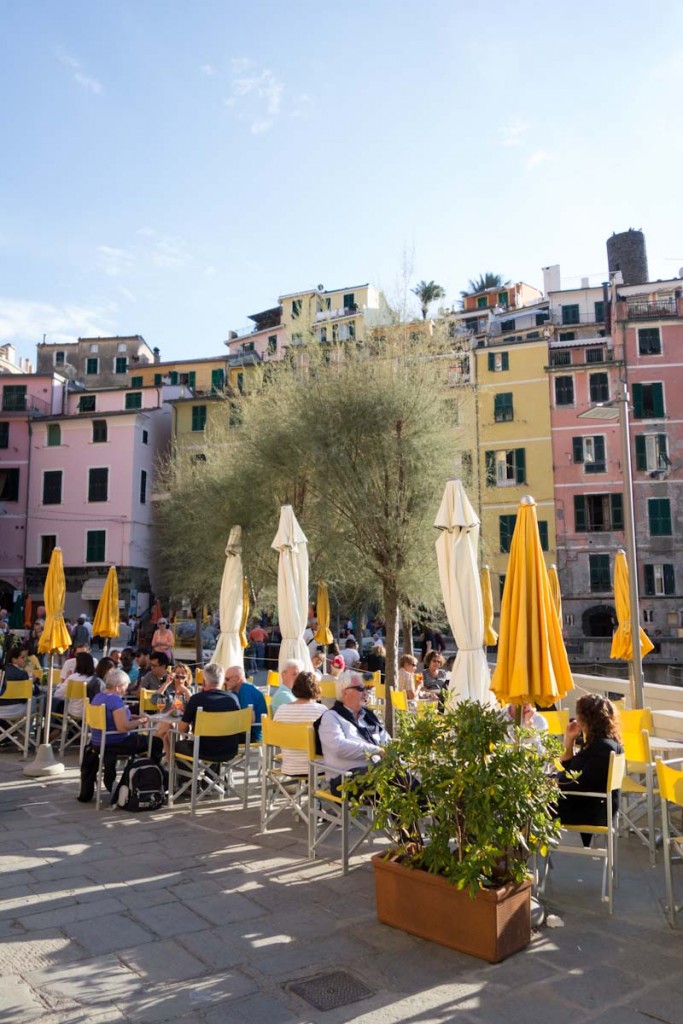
<box><xmin>1</xmin><ymin>750</ymin><xmax>681</xmax><ymax>1024</ymax></box>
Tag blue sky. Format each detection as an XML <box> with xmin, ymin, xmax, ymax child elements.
<box><xmin>2</xmin><ymin>0</ymin><xmax>683</xmax><ymax>364</ymax></box>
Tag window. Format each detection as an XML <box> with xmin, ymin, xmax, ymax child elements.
<box><xmin>564</xmin><ymin>613</ymin><xmax>575</xmax><ymax>627</ymax></box>
<box><xmin>499</xmin><ymin>574</ymin><xmax>506</xmax><ymax>600</ymax></box>
<box><xmin>638</xmin><ymin>328</ymin><xmax>661</xmax><ymax>356</ymax></box>
<box><xmin>154</xmin><ymin>373</ymin><xmax>163</xmax><ymax>386</ymax></box>
<box><xmin>589</xmin><ymin>554</ymin><xmax>611</xmax><ymax>592</ymax></box>
<box><xmin>2</xmin><ymin>385</ymin><xmax>27</xmax><ymax>411</ymax></box>
<box><xmin>343</xmin><ymin>293</ymin><xmax>356</xmax><ymax>311</ymax></box>
<box><xmin>317</xmin><ymin>327</ymin><xmax>328</xmax><ymax>343</ymax></box>
<box><xmin>54</xmin><ymin>350</ymin><xmax>65</xmax><ymax>366</ymax></box>
<box><xmin>192</xmin><ymin>405</ymin><xmax>207</xmax><ymax>432</ymax></box>
<box><xmin>125</xmin><ymin>392</ymin><xmax>142</xmax><ymax>410</ymax></box>
<box><xmin>0</xmin><ymin>467</ymin><xmax>19</xmax><ymax>501</ymax></box>
<box><xmin>643</xmin><ymin>608</ymin><xmax>655</xmax><ymax>624</ymax></box>
<box><xmin>594</xmin><ymin>301</ymin><xmax>605</xmax><ymax>323</ymax></box>
<box><xmin>538</xmin><ymin>520</ymin><xmax>549</xmax><ymax>551</ymax></box>
<box><xmin>142</xmin><ymin>429</ymin><xmax>148</xmax><ymax>445</ymax></box>
<box><xmin>0</xmin><ymin>422</ymin><xmax>8</xmax><ymax>448</ymax></box>
<box><xmin>140</xmin><ymin>469</ymin><xmax>147</xmax><ymax>505</ymax></box>
<box><xmin>635</xmin><ymin>433</ymin><xmax>669</xmax><ymax>472</ymax></box>
<box><xmin>211</xmin><ymin>369</ymin><xmax>225</xmax><ymax>393</ymax></box>
<box><xmin>561</xmin><ymin>304</ymin><xmax>580</xmax><ymax>325</ymax></box>
<box><xmin>500</xmin><ymin>319</ymin><xmax>516</xmax><ymax>333</ymax></box>
<box><xmin>498</xmin><ymin>291</ymin><xmax>509</xmax><ymax>306</ymax></box>
<box><xmin>86</xmin><ymin>530</ymin><xmax>106</xmax><ymax>562</ymax></box>
<box><xmin>493</xmin><ymin>392</ymin><xmax>513</xmax><ymax>422</ymax></box>
<box><xmin>131</xmin><ymin>375</ymin><xmax>143</xmax><ymax>388</ymax></box>
<box><xmin>89</xmin><ymin>343</ymin><xmax>99</xmax><ymax>353</ymax></box>
<box><xmin>46</xmin><ymin>423</ymin><xmax>61</xmax><ymax>446</ymax></box>
<box><xmin>192</xmin><ymin>453</ymin><xmax>206</xmax><ymax>464</ymax></box>
<box><xmin>632</xmin><ymin>383</ymin><xmax>664</xmax><ymax>419</ymax></box>
<box><xmin>477</xmin><ymin>295</ymin><xmax>488</xmax><ymax>309</ymax></box>
<box><xmin>115</xmin><ymin>356</ymin><xmax>127</xmax><ymax>374</ymax></box>
<box><xmin>585</xmin><ymin>347</ymin><xmax>605</xmax><ymax>363</ymax></box>
<box><xmin>267</xmin><ymin>334</ymin><xmax>277</xmax><ymax>355</ymax></box>
<box><xmin>589</xmin><ymin>373</ymin><xmax>609</xmax><ymax>403</ymax></box>
<box><xmin>555</xmin><ymin>376</ymin><xmax>574</xmax><ymax>405</ymax></box>
<box><xmin>291</xmin><ymin>299</ymin><xmax>302</xmax><ymax>319</ymax></box>
<box><xmin>499</xmin><ymin>514</ymin><xmax>517</xmax><ymax>553</ymax></box>
<box><xmin>485</xmin><ymin>449</ymin><xmax>526</xmax><ymax>486</ymax></box>
<box><xmin>572</xmin><ymin>435</ymin><xmax>606</xmax><ymax>473</ymax></box>
<box><xmin>117</xmin><ymin>342</ymin><xmax>127</xmax><ymax>352</ymax></box>
<box><xmin>43</xmin><ymin>470</ymin><xmax>62</xmax><ymax>505</ymax></box>
<box><xmin>649</xmin><ymin>498</ymin><xmax>672</xmax><ymax>536</ymax></box>
<box><xmin>558</xmin><ymin>331</ymin><xmax>576</xmax><ymax>341</ymax></box>
<box><xmin>236</xmin><ymin>372</ymin><xmax>244</xmax><ymax>394</ymax></box>
<box><xmin>460</xmin><ymin>452</ymin><xmax>473</xmax><ymax>487</ymax></box>
<box><xmin>79</xmin><ymin>395</ymin><xmax>96</xmax><ymax>413</ymax></box>
<box><xmin>550</xmin><ymin>350</ymin><xmax>571</xmax><ymax>366</ymax></box>
<box><xmin>92</xmin><ymin>420</ymin><xmax>107</xmax><ymax>443</ymax></box>
<box><xmin>86</xmin><ymin>357</ymin><xmax>99</xmax><ymax>375</ymax></box>
<box><xmin>488</xmin><ymin>351</ymin><xmax>509</xmax><ymax>372</ymax></box>
<box><xmin>40</xmin><ymin>535</ymin><xmax>56</xmax><ymax>564</ymax></box>
<box><xmin>644</xmin><ymin>564</ymin><xmax>675</xmax><ymax>596</ymax></box>
<box><xmin>88</xmin><ymin>468</ymin><xmax>108</xmax><ymax>502</ymax></box>
<box><xmin>348</xmin><ymin>320</ymin><xmax>356</xmax><ymax>340</ymax></box>
<box><xmin>574</xmin><ymin>493</ymin><xmax>623</xmax><ymax>532</ymax></box>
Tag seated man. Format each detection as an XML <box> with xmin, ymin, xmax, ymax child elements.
<box><xmin>318</xmin><ymin>671</ymin><xmax>391</xmax><ymax>796</ymax></box>
<box><xmin>127</xmin><ymin>648</ymin><xmax>151</xmax><ymax>694</ymax></box>
<box><xmin>0</xmin><ymin>645</ymin><xmax>33</xmax><ymax>734</ymax></box>
<box><xmin>139</xmin><ymin>651</ymin><xmax>170</xmax><ymax>693</ymax></box>
<box><xmin>270</xmin><ymin>658</ymin><xmax>303</xmax><ymax>715</ymax></box>
<box><xmin>174</xmin><ymin>663</ymin><xmax>241</xmax><ymax>763</ymax></box>
<box><xmin>224</xmin><ymin>665</ymin><xmax>268</xmax><ymax>741</ymax></box>
<box><xmin>90</xmin><ymin>669</ymin><xmax>162</xmax><ymax>791</ymax></box>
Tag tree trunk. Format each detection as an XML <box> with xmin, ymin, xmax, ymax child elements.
<box><xmin>194</xmin><ymin>607</ymin><xmax>203</xmax><ymax>668</ymax></box>
<box><xmin>402</xmin><ymin>611</ymin><xmax>414</xmax><ymax>655</ymax></box>
<box><xmin>383</xmin><ymin>582</ymin><xmax>400</xmax><ymax>735</ymax></box>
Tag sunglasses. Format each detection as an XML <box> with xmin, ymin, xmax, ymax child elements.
<box><xmin>346</xmin><ymin>685</ymin><xmax>370</xmax><ymax>693</ymax></box>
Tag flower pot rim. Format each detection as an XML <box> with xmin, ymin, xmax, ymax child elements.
<box><xmin>372</xmin><ymin>849</ymin><xmax>533</xmax><ymax>900</ymax></box>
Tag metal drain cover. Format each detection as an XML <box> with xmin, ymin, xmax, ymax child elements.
<box><xmin>287</xmin><ymin>970</ymin><xmax>374</xmax><ymax>1011</ymax></box>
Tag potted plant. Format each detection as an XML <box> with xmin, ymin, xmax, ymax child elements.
<box><xmin>348</xmin><ymin>701</ymin><xmax>562</xmax><ymax>963</ymax></box>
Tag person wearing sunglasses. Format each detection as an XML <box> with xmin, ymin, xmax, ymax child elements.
<box><xmin>317</xmin><ymin>671</ymin><xmax>391</xmax><ymax>796</ymax></box>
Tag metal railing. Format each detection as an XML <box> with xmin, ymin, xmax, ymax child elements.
<box><xmin>622</xmin><ymin>299</ymin><xmax>679</xmax><ymax>319</ymax></box>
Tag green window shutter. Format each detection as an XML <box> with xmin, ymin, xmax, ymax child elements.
<box><xmin>652</xmin><ymin>383</ymin><xmax>664</xmax><ymax>418</ymax></box>
<box><xmin>643</xmin><ymin>564</ymin><xmax>655</xmax><ymax>596</ymax></box>
<box><xmin>515</xmin><ymin>448</ymin><xmax>526</xmax><ymax>484</ymax></box>
<box><xmin>485</xmin><ymin>451</ymin><xmax>496</xmax><ymax>486</ymax></box>
<box><xmin>664</xmin><ymin>564</ymin><xmax>675</xmax><ymax>595</ymax></box>
<box><xmin>169</xmin><ymin>371</ymin><xmax>178</xmax><ymax>385</ymax></box>
<box><xmin>658</xmin><ymin>434</ymin><xmax>668</xmax><ymax>464</ymax></box>
<box><xmin>154</xmin><ymin>373</ymin><xmax>162</xmax><ymax>386</ymax></box>
<box><xmin>649</xmin><ymin>498</ymin><xmax>672</xmax><ymax>536</ymax></box>
<box><xmin>594</xmin><ymin>436</ymin><xmax>606</xmax><ymax>466</ymax></box>
<box><xmin>572</xmin><ymin>437</ymin><xmax>583</xmax><ymax>463</ymax></box>
<box><xmin>188</xmin><ymin>372</ymin><xmax>196</xmax><ymax>389</ymax></box>
<box><xmin>594</xmin><ymin>300</ymin><xmax>605</xmax><ymax>322</ymax></box>
<box><xmin>574</xmin><ymin>496</ymin><xmax>586</xmax><ymax>532</ymax></box>
<box><xmin>611</xmin><ymin>493</ymin><xmax>623</xmax><ymax>530</ymax></box>
<box><xmin>488</xmin><ymin>352</ymin><xmax>495</xmax><ymax>371</ymax></box>
<box><xmin>499</xmin><ymin>514</ymin><xmax>516</xmax><ymax>553</ymax></box>
<box><xmin>131</xmin><ymin>376</ymin><xmax>143</xmax><ymax>388</ymax></box>
<box><xmin>632</xmin><ymin>383</ymin><xmax>643</xmax><ymax>419</ymax></box>
<box><xmin>501</xmin><ymin>351</ymin><xmax>509</xmax><ymax>371</ymax></box>
<box><xmin>635</xmin><ymin>435</ymin><xmax>647</xmax><ymax>470</ymax></box>
<box><xmin>538</xmin><ymin>520</ymin><xmax>549</xmax><ymax>551</ymax></box>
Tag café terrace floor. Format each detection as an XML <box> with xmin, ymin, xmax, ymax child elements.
<box><xmin>1</xmin><ymin>747</ymin><xmax>681</xmax><ymax>1024</ymax></box>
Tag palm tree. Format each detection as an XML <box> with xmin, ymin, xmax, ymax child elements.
<box><xmin>411</xmin><ymin>280</ymin><xmax>446</xmax><ymax>320</ymax></box>
<box><xmin>461</xmin><ymin>272</ymin><xmax>510</xmax><ymax>298</ymax></box>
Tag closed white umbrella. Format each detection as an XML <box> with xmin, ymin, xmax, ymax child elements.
<box><xmin>435</xmin><ymin>479</ymin><xmax>492</xmax><ymax>704</ymax></box>
<box><xmin>271</xmin><ymin>506</ymin><xmax>313</xmax><ymax>671</ymax></box>
<box><xmin>209</xmin><ymin>526</ymin><xmax>245</xmax><ymax>671</ymax></box>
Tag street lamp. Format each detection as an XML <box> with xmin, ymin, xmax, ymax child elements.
<box><xmin>578</xmin><ymin>384</ymin><xmax>644</xmax><ymax>708</ymax></box>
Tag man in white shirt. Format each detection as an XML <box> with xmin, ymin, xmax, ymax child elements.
<box><xmin>318</xmin><ymin>671</ymin><xmax>390</xmax><ymax>795</ymax></box>
<box><xmin>341</xmin><ymin>637</ymin><xmax>361</xmax><ymax>671</ymax></box>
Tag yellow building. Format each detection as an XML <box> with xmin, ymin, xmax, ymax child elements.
<box><xmin>475</xmin><ymin>336</ymin><xmax>555</xmax><ymax>616</ymax></box>
<box><xmin>169</xmin><ymin>393</ymin><xmax>231</xmax><ymax>458</ymax></box>
<box><xmin>129</xmin><ymin>356</ymin><xmax>232</xmax><ymax>395</ymax></box>
<box><xmin>279</xmin><ymin>283</ymin><xmax>385</xmax><ymax>348</ymax></box>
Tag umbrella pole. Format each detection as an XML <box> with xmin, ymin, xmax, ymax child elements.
<box><xmin>23</xmin><ymin>651</ymin><xmax>65</xmax><ymax>777</ymax></box>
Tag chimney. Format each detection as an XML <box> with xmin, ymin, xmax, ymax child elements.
<box><xmin>153</xmin><ymin>347</ymin><xmax>161</xmax><ymax>364</ymax></box>
<box><xmin>542</xmin><ymin>264</ymin><xmax>561</xmax><ymax>295</ymax></box>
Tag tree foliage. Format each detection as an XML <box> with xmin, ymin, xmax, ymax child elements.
<box><xmin>461</xmin><ymin>272</ymin><xmax>510</xmax><ymax>297</ymax></box>
<box><xmin>411</xmin><ymin>280</ymin><xmax>446</xmax><ymax>320</ymax></box>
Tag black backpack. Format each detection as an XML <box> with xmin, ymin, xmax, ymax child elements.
<box><xmin>112</xmin><ymin>755</ymin><xmax>165</xmax><ymax>811</ymax></box>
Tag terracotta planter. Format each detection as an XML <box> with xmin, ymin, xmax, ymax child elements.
<box><xmin>372</xmin><ymin>852</ymin><xmax>531</xmax><ymax>963</ymax></box>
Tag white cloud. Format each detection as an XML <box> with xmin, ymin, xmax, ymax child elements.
<box><xmin>526</xmin><ymin>150</ymin><xmax>555</xmax><ymax>169</ymax></box>
<box><xmin>97</xmin><ymin>245</ymin><xmax>135</xmax><ymax>277</ymax></box>
<box><xmin>151</xmin><ymin>236</ymin><xmax>191</xmax><ymax>270</ymax></box>
<box><xmin>500</xmin><ymin>119</ymin><xmax>529</xmax><ymax>147</ymax></box>
<box><xmin>56</xmin><ymin>51</ymin><xmax>104</xmax><ymax>95</ymax></box>
<box><xmin>0</xmin><ymin>298</ymin><xmax>116</xmax><ymax>347</ymax></box>
<box><xmin>225</xmin><ymin>59</ymin><xmax>285</xmax><ymax>133</ymax></box>
<box><xmin>200</xmin><ymin>63</ymin><xmax>216</xmax><ymax>77</ymax></box>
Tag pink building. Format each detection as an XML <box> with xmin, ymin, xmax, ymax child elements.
<box><xmin>23</xmin><ymin>383</ymin><xmax>180</xmax><ymax>619</ymax></box>
<box><xmin>0</xmin><ymin>373</ymin><xmax>66</xmax><ymax>609</ymax></box>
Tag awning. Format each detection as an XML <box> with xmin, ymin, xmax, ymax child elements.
<box><xmin>81</xmin><ymin>577</ymin><xmax>108</xmax><ymax>601</ymax></box>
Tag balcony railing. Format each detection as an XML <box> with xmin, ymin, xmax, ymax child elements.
<box><xmin>1</xmin><ymin>392</ymin><xmax>52</xmax><ymax>415</ymax></box>
<box><xmin>623</xmin><ymin>299</ymin><xmax>678</xmax><ymax>319</ymax></box>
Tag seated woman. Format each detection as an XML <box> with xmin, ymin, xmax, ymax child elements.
<box><xmin>365</xmin><ymin>644</ymin><xmax>386</xmax><ymax>677</ymax></box>
<box><xmin>397</xmin><ymin>654</ymin><xmax>418</xmax><ymax>701</ymax></box>
<box><xmin>273</xmin><ymin>671</ymin><xmax>325</xmax><ymax>775</ymax></box>
<box><xmin>504</xmin><ymin>702</ymin><xmax>549</xmax><ymax>753</ymax></box>
<box><xmin>88</xmin><ymin>656</ymin><xmax>115</xmax><ymax>701</ymax></box>
<box><xmin>52</xmin><ymin>651</ymin><xmax>95</xmax><ymax>726</ymax></box>
<box><xmin>90</xmin><ymin>668</ymin><xmax>162</xmax><ymax>791</ymax></box>
<box><xmin>418</xmin><ymin>651</ymin><xmax>447</xmax><ymax>701</ymax></box>
<box><xmin>556</xmin><ymin>693</ymin><xmax>623</xmax><ymax>846</ymax></box>
<box><xmin>151</xmin><ymin>663</ymin><xmax>193</xmax><ymax>712</ymax></box>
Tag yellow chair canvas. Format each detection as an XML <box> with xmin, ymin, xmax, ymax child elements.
<box><xmin>58</xmin><ymin>679</ymin><xmax>88</xmax><ymax>757</ymax></box>
<box><xmin>169</xmin><ymin>707</ymin><xmax>252</xmax><ymax>813</ymax></box>
<box><xmin>620</xmin><ymin>729</ymin><xmax>657</xmax><ymax>866</ymax></box>
<box><xmin>260</xmin><ymin>717</ymin><xmax>316</xmax><ymax>831</ymax></box>
<box><xmin>538</xmin><ymin>710</ymin><xmax>569</xmax><ymax>737</ymax></box>
<box><xmin>656</xmin><ymin>758</ymin><xmax>683</xmax><ymax>927</ymax></box>
<box><xmin>0</xmin><ymin>679</ymin><xmax>34</xmax><ymax>758</ymax></box>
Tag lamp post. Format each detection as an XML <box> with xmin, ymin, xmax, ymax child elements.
<box><xmin>578</xmin><ymin>384</ymin><xmax>644</xmax><ymax>708</ymax></box>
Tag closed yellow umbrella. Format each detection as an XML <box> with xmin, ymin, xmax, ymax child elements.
<box><xmin>548</xmin><ymin>564</ymin><xmax>562</xmax><ymax>626</ymax></box>
<box><xmin>26</xmin><ymin>547</ymin><xmax>70</xmax><ymax>777</ymax></box>
<box><xmin>92</xmin><ymin>566</ymin><xmax>119</xmax><ymax>645</ymax></box>
<box><xmin>491</xmin><ymin>496</ymin><xmax>574</xmax><ymax>708</ymax></box>
<box><xmin>610</xmin><ymin>550</ymin><xmax>654</xmax><ymax>661</ymax></box>
<box><xmin>480</xmin><ymin>566</ymin><xmax>498</xmax><ymax>647</ymax></box>
<box><xmin>239</xmin><ymin>577</ymin><xmax>250</xmax><ymax>650</ymax></box>
<box><xmin>314</xmin><ymin>582</ymin><xmax>334</xmax><ymax>645</ymax></box>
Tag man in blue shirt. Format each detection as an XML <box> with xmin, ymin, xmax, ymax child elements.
<box><xmin>270</xmin><ymin>658</ymin><xmax>303</xmax><ymax>715</ymax></box>
<box><xmin>224</xmin><ymin>666</ymin><xmax>268</xmax><ymax>741</ymax></box>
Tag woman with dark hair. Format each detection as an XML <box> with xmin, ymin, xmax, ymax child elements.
<box><xmin>89</xmin><ymin>656</ymin><xmax>115</xmax><ymax>700</ymax></box>
<box><xmin>557</xmin><ymin>694</ymin><xmax>623</xmax><ymax>844</ymax></box>
<box><xmin>273</xmin><ymin>671</ymin><xmax>324</xmax><ymax>775</ymax></box>
<box><xmin>53</xmin><ymin>651</ymin><xmax>96</xmax><ymax>719</ymax></box>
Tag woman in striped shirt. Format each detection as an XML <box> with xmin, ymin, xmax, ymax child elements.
<box><xmin>273</xmin><ymin>671</ymin><xmax>324</xmax><ymax>775</ymax></box>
